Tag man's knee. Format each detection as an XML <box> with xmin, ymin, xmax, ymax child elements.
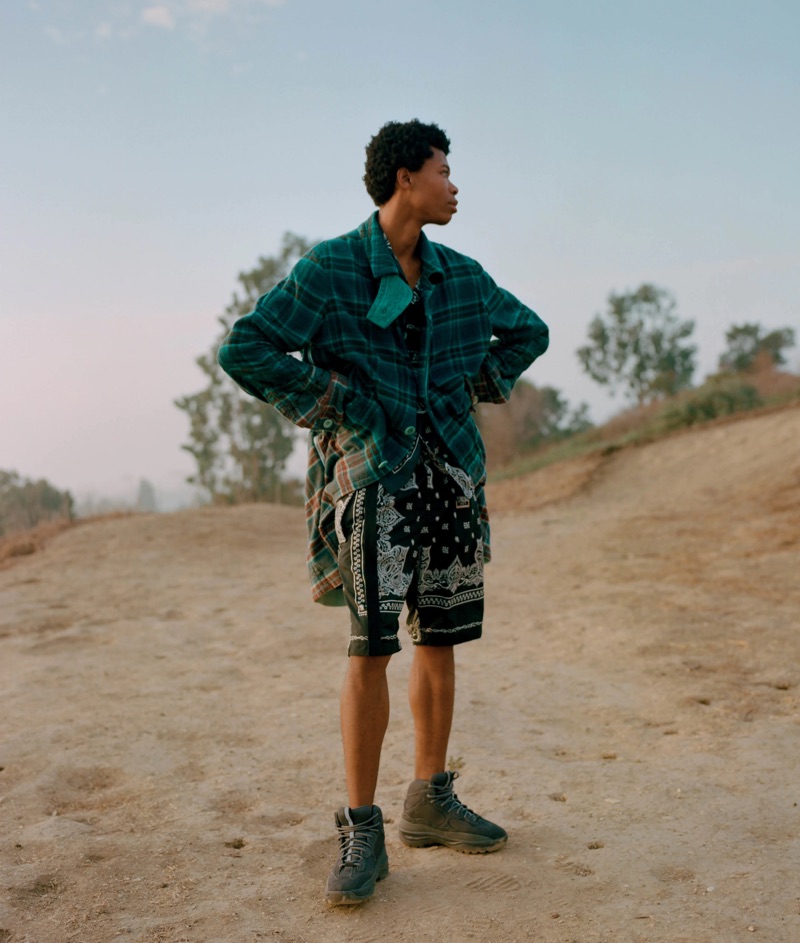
<box><xmin>346</xmin><ymin>653</ymin><xmax>392</xmax><ymax>682</ymax></box>
<box><xmin>413</xmin><ymin>644</ymin><xmax>454</xmax><ymax>664</ymax></box>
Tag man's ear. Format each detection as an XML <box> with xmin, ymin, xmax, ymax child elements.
<box><xmin>396</xmin><ymin>167</ymin><xmax>413</xmax><ymax>191</ymax></box>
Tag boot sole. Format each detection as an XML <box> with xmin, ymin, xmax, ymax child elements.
<box><xmin>398</xmin><ymin>825</ymin><xmax>507</xmax><ymax>854</ymax></box>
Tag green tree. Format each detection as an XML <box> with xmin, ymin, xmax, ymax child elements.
<box><xmin>718</xmin><ymin>322</ymin><xmax>796</xmax><ymax>373</ymax></box>
<box><xmin>176</xmin><ymin>233</ymin><xmax>313</xmax><ymax>504</ymax></box>
<box><xmin>577</xmin><ymin>284</ymin><xmax>696</xmax><ymax>404</ymax></box>
<box><xmin>0</xmin><ymin>470</ymin><xmax>74</xmax><ymax>535</ymax></box>
<box><xmin>538</xmin><ymin>386</ymin><xmax>592</xmax><ymax>441</ymax></box>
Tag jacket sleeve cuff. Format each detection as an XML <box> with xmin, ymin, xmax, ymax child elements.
<box><xmin>312</xmin><ymin>370</ymin><xmax>349</xmax><ymax>432</ymax></box>
<box><xmin>471</xmin><ymin>357</ymin><xmax>511</xmax><ymax>404</ymax></box>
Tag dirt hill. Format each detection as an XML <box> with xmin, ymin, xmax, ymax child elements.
<box><xmin>1</xmin><ymin>404</ymin><xmax>799</xmax><ymax>942</ymax></box>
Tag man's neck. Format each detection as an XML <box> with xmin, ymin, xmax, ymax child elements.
<box><xmin>377</xmin><ymin>205</ymin><xmax>422</xmax><ymax>268</ymax></box>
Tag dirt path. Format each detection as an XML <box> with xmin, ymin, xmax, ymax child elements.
<box><xmin>2</xmin><ymin>405</ymin><xmax>799</xmax><ymax>943</ymax></box>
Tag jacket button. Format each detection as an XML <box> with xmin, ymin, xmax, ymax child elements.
<box><xmin>323</xmin><ymin>418</ymin><xmax>334</xmax><ymax>429</ymax></box>
<box><xmin>404</xmin><ymin>425</ymin><xmax>416</xmax><ymax>436</ymax></box>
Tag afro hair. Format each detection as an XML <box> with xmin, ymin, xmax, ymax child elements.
<box><xmin>363</xmin><ymin>119</ymin><xmax>451</xmax><ymax>206</ymax></box>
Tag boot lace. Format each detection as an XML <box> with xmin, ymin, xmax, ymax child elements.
<box><xmin>427</xmin><ymin>771</ymin><xmax>480</xmax><ymax>824</ymax></box>
<box><xmin>336</xmin><ymin>816</ymin><xmax>381</xmax><ymax>866</ymax></box>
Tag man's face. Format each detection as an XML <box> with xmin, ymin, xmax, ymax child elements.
<box><xmin>407</xmin><ymin>147</ymin><xmax>459</xmax><ymax>225</ymax></box>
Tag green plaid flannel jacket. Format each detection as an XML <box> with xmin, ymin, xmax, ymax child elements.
<box><xmin>218</xmin><ymin>212</ymin><xmax>549</xmax><ymax>603</ymax></box>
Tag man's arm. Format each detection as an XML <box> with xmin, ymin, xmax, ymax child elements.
<box><xmin>217</xmin><ymin>252</ymin><xmax>348</xmax><ymax>431</ymax></box>
<box><xmin>470</xmin><ymin>269</ymin><xmax>549</xmax><ymax>404</ymax></box>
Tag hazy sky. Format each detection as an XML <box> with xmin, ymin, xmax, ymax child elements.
<box><xmin>2</xmin><ymin>0</ymin><xmax>798</xmax><ymax>506</ymax></box>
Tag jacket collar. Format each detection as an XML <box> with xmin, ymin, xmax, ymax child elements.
<box><xmin>361</xmin><ymin>212</ymin><xmax>444</xmax><ymax>327</ymax></box>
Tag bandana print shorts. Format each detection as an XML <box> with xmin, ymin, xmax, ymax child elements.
<box><xmin>336</xmin><ymin>457</ymin><xmax>484</xmax><ymax>656</ymax></box>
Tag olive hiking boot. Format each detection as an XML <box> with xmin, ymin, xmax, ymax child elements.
<box><xmin>398</xmin><ymin>771</ymin><xmax>507</xmax><ymax>853</ymax></box>
<box><xmin>325</xmin><ymin>804</ymin><xmax>389</xmax><ymax>905</ymax></box>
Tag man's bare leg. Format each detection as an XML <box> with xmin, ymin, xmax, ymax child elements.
<box><xmin>408</xmin><ymin>644</ymin><xmax>455</xmax><ymax>779</ymax></box>
<box><xmin>340</xmin><ymin>654</ymin><xmax>391</xmax><ymax>808</ymax></box>
<box><xmin>400</xmin><ymin>643</ymin><xmax>507</xmax><ymax>852</ymax></box>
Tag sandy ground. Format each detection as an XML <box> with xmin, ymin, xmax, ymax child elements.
<box><xmin>1</xmin><ymin>404</ymin><xmax>799</xmax><ymax>943</ymax></box>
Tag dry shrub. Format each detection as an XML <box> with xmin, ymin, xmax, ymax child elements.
<box><xmin>0</xmin><ymin>511</ymin><xmax>135</xmax><ymax>567</ymax></box>
<box><xmin>583</xmin><ymin>400</ymin><xmax>663</xmax><ymax>445</ymax></box>
<box><xmin>745</xmin><ymin>356</ymin><xmax>800</xmax><ymax>400</ymax></box>
<box><xmin>0</xmin><ymin>518</ymin><xmax>75</xmax><ymax>565</ymax></box>
<box><xmin>478</xmin><ymin>382</ymin><xmax>545</xmax><ymax>469</ymax></box>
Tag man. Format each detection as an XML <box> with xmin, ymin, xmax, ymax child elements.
<box><xmin>218</xmin><ymin>119</ymin><xmax>549</xmax><ymax>905</ymax></box>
